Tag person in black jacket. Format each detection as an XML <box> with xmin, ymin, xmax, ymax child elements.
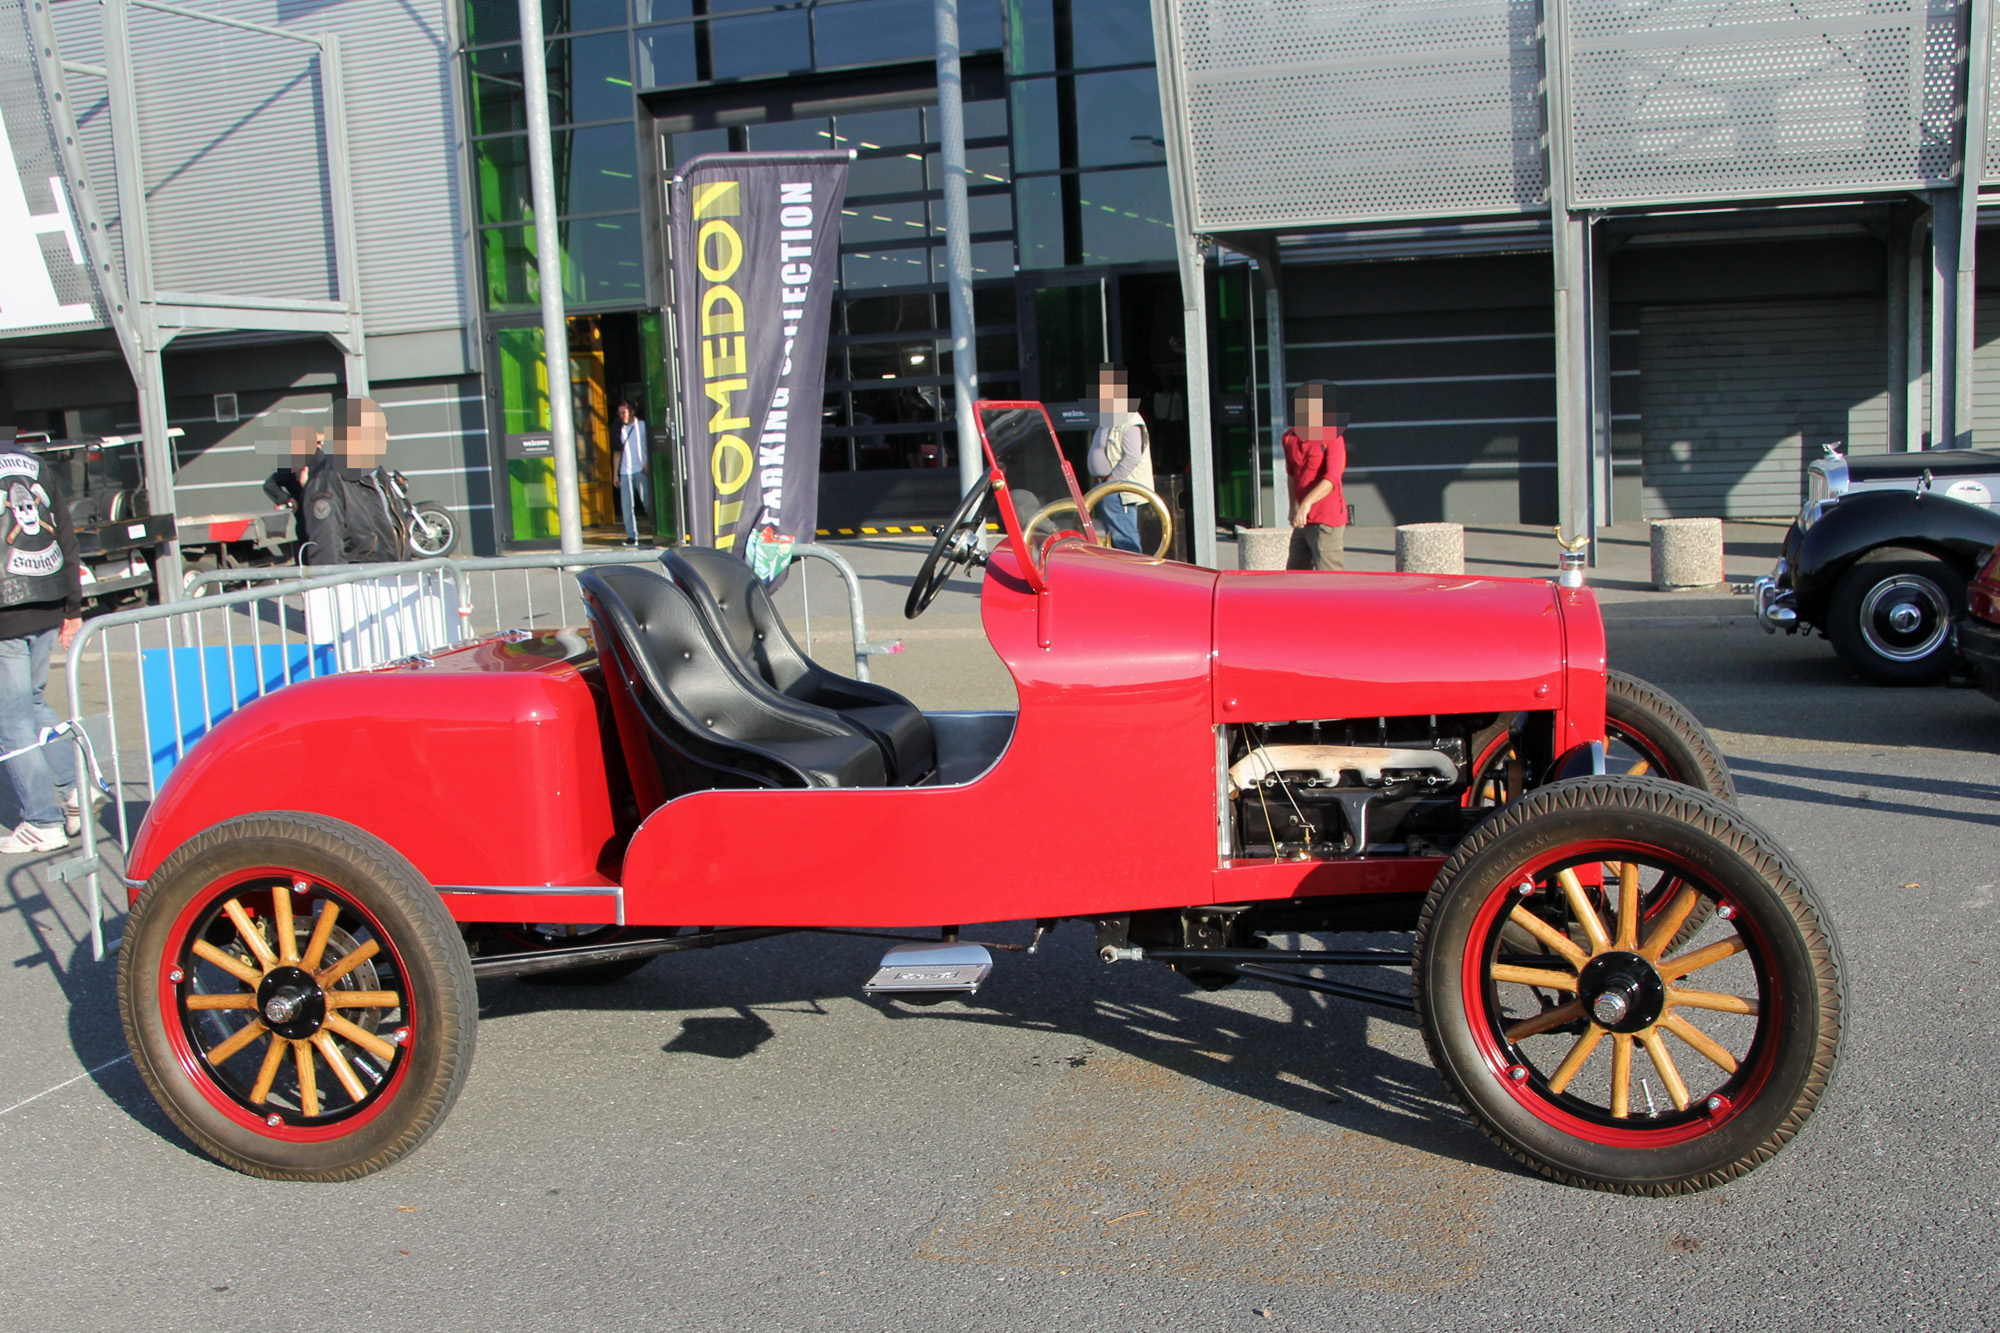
<box><xmin>300</xmin><ymin>397</ymin><xmax>402</xmax><ymax>565</ymax></box>
<box><xmin>0</xmin><ymin>429</ymin><xmax>86</xmax><ymax>853</ymax></box>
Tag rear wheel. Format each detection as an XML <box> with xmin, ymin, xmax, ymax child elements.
<box><xmin>407</xmin><ymin>502</ymin><xmax>459</xmax><ymax>558</ymax></box>
<box><xmin>119</xmin><ymin>813</ymin><xmax>476</xmax><ymax>1181</ymax></box>
<box><xmin>1826</xmin><ymin>550</ymin><xmax>1964</xmax><ymax>683</ymax></box>
<box><xmin>1604</xmin><ymin>669</ymin><xmax>1735</xmax><ymax>801</ymax></box>
<box><xmin>1415</xmin><ymin>777</ymin><xmax>1843</xmax><ymax>1195</ymax></box>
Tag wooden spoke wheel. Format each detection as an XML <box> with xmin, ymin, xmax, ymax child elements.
<box><xmin>120</xmin><ymin>813</ymin><xmax>476</xmax><ymax>1181</ymax></box>
<box><xmin>1416</xmin><ymin>777</ymin><xmax>1843</xmax><ymax>1195</ymax></box>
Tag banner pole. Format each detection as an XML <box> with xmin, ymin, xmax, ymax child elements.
<box><xmin>934</xmin><ymin>0</ymin><xmax>983</xmax><ymax>497</ymax></box>
<box><xmin>519</xmin><ymin>0</ymin><xmax>584</xmax><ymax>554</ymax></box>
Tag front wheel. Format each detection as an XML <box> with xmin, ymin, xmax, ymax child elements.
<box><xmin>1415</xmin><ymin>777</ymin><xmax>1842</xmax><ymax>1195</ymax></box>
<box><xmin>407</xmin><ymin>502</ymin><xmax>460</xmax><ymax>558</ymax></box>
<box><xmin>1826</xmin><ymin>550</ymin><xmax>1964</xmax><ymax>683</ymax></box>
<box><xmin>119</xmin><ymin>813</ymin><xmax>477</xmax><ymax>1181</ymax></box>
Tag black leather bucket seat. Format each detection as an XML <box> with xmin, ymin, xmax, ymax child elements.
<box><xmin>580</xmin><ymin>565</ymin><xmax>887</xmax><ymax>796</ymax></box>
<box><xmin>659</xmin><ymin>547</ymin><xmax>936</xmax><ymax>783</ymax></box>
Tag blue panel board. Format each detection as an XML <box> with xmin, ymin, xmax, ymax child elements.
<box><xmin>140</xmin><ymin>644</ymin><xmax>335</xmax><ymax>787</ymax></box>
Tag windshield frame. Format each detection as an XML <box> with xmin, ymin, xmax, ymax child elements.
<box><xmin>972</xmin><ymin>400</ymin><xmax>1095</xmax><ymax>587</ymax></box>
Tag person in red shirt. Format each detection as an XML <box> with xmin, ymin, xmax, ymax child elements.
<box><xmin>1282</xmin><ymin>380</ymin><xmax>1348</xmax><ymax>570</ymax></box>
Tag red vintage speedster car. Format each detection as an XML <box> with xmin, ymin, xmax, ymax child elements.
<box><xmin>116</xmin><ymin>404</ymin><xmax>1843</xmax><ymax>1196</ymax></box>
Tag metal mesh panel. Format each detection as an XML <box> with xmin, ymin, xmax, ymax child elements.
<box><xmin>129</xmin><ymin>5</ymin><xmax>336</xmax><ymax>302</ymax></box>
<box><xmin>1169</xmin><ymin>0</ymin><xmax>1546</xmax><ymax>231</ymax></box>
<box><xmin>0</xmin><ymin>0</ymin><xmax>107</xmax><ymax>333</ymax></box>
<box><xmin>1982</xmin><ymin>8</ymin><xmax>2000</xmax><ymax>182</ymax></box>
<box><xmin>1567</xmin><ymin>0</ymin><xmax>1963</xmax><ymax>208</ymax></box>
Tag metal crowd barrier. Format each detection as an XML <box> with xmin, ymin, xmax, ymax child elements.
<box><xmin>55</xmin><ymin>543</ymin><xmax>899</xmax><ymax>960</ymax></box>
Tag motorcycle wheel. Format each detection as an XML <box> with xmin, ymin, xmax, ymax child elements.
<box><xmin>1415</xmin><ymin>777</ymin><xmax>1843</xmax><ymax>1195</ymax></box>
<box><xmin>408</xmin><ymin>502</ymin><xmax>460</xmax><ymax>558</ymax></box>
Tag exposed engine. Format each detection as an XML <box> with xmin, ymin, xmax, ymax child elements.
<box><xmin>1226</xmin><ymin>713</ymin><xmax>1514</xmax><ymax>859</ymax></box>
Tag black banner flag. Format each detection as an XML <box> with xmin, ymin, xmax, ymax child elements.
<box><xmin>670</xmin><ymin>151</ymin><xmax>850</xmax><ymax>574</ymax></box>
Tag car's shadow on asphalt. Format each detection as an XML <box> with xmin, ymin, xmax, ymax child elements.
<box><xmin>474</xmin><ymin>922</ymin><xmax>1515</xmax><ymax>1183</ymax></box>
<box><xmin>1729</xmin><ymin>755</ymin><xmax>2000</xmax><ymax>826</ymax></box>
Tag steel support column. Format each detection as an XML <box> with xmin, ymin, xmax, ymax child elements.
<box><xmin>934</xmin><ymin>0</ymin><xmax>983</xmax><ymax>498</ymax></box>
<box><xmin>1150</xmin><ymin>0</ymin><xmax>1217</xmax><ymax>567</ymax></box>
<box><xmin>1911</xmin><ymin>209</ymin><xmax>1931</xmax><ymax>449</ymax></box>
<box><xmin>1955</xmin><ymin>0</ymin><xmax>1995</xmax><ymax>448</ymax></box>
<box><xmin>1542</xmin><ymin>0</ymin><xmax>1596</xmax><ymax>549</ymax></box>
<box><xmin>1589</xmin><ymin>222</ymin><xmax>1612</xmax><ymax>524</ymax></box>
<box><xmin>1932</xmin><ymin>188</ymin><xmax>1959</xmax><ymax>450</ymax></box>
<box><xmin>519</xmin><ymin>0</ymin><xmax>582</xmax><ymax>552</ymax></box>
<box><xmin>1257</xmin><ymin>256</ymin><xmax>1287</xmax><ymax>531</ymax></box>
<box><xmin>1888</xmin><ymin>206</ymin><xmax>1911</xmax><ymax>451</ymax></box>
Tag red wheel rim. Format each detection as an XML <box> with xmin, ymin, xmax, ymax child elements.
<box><xmin>158</xmin><ymin>867</ymin><xmax>415</xmax><ymax>1143</ymax></box>
<box><xmin>1459</xmin><ymin>841</ymin><xmax>1781</xmax><ymax>1149</ymax></box>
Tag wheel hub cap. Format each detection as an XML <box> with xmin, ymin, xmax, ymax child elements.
<box><xmin>1887</xmin><ymin>601</ymin><xmax>1922</xmax><ymax>633</ymax></box>
<box><xmin>254</xmin><ymin>966</ymin><xmax>327</xmax><ymax>1040</ymax></box>
<box><xmin>1860</xmin><ymin>574</ymin><xmax>1949</xmax><ymax>661</ymax></box>
<box><xmin>1576</xmin><ymin>951</ymin><xmax>1666</xmax><ymax>1034</ymax></box>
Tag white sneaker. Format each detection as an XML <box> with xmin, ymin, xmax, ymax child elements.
<box><xmin>60</xmin><ymin>787</ymin><xmax>104</xmax><ymax>838</ymax></box>
<box><xmin>0</xmin><ymin>822</ymin><xmax>67</xmax><ymax>854</ymax></box>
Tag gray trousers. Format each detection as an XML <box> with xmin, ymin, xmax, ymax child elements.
<box><xmin>1286</xmin><ymin>523</ymin><xmax>1346</xmax><ymax>571</ymax></box>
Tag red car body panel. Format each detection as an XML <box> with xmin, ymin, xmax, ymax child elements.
<box><xmin>125</xmin><ymin>637</ymin><xmax>623</xmax><ymax>911</ymax></box>
<box><xmin>620</xmin><ymin>542</ymin><xmax>1221</xmax><ymax>926</ymax></box>
<box><xmin>127</xmin><ymin>545</ymin><xmax>1608</xmax><ymax>932</ymax></box>
<box><xmin>125</xmin><ymin>393</ymin><xmax>1611</xmax><ymax>932</ymax></box>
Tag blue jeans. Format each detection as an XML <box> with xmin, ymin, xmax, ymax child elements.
<box><xmin>618</xmin><ymin>470</ymin><xmax>651</xmax><ymax>542</ymax></box>
<box><xmin>1098</xmin><ymin>497</ymin><xmax>1141</xmax><ymax>552</ymax></box>
<box><xmin>0</xmin><ymin>628</ymin><xmax>76</xmax><ymax>829</ymax></box>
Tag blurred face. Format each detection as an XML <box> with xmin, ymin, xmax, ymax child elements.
<box><xmin>1295</xmin><ymin>389</ymin><xmax>1326</xmax><ymax>433</ymax></box>
<box><xmin>337</xmin><ymin>410</ymin><xmax>389</xmax><ymax>466</ymax></box>
<box><xmin>616</xmin><ymin>402</ymin><xmax>634</xmax><ymax>423</ymax></box>
<box><xmin>1096</xmin><ymin>373</ymin><xmax>1133</xmax><ymax>414</ymax></box>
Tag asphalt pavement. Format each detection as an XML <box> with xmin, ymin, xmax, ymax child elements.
<box><xmin>1</xmin><ymin>528</ymin><xmax>1995</xmax><ymax>1332</ymax></box>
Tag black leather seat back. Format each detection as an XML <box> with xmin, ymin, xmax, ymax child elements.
<box><xmin>580</xmin><ymin>565</ymin><xmax>886</xmax><ymax>798</ymax></box>
<box><xmin>660</xmin><ymin>547</ymin><xmax>937</xmax><ymax>782</ymax></box>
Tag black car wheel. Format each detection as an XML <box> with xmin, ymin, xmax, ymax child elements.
<box><xmin>1826</xmin><ymin>549</ymin><xmax>1964</xmax><ymax>683</ymax></box>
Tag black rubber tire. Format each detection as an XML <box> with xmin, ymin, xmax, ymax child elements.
<box><xmin>407</xmin><ymin>502</ymin><xmax>460</xmax><ymax>558</ymax></box>
<box><xmin>1414</xmin><ymin>777</ymin><xmax>1843</xmax><ymax>1196</ymax></box>
<box><xmin>1604</xmin><ymin>669</ymin><xmax>1736</xmax><ymax>803</ymax></box>
<box><xmin>119</xmin><ymin>812</ymin><xmax>477</xmax><ymax>1181</ymax></box>
<box><xmin>1825</xmin><ymin>549</ymin><xmax>1965</xmax><ymax>684</ymax></box>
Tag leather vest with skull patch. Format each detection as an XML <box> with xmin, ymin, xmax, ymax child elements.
<box><xmin>0</xmin><ymin>450</ymin><xmax>71</xmax><ymax>609</ymax></box>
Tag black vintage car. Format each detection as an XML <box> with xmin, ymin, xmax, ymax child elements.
<box><xmin>1755</xmin><ymin>450</ymin><xmax>2000</xmax><ymax>682</ymax></box>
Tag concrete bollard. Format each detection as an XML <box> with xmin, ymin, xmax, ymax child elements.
<box><xmin>1395</xmin><ymin>522</ymin><xmax>1465</xmax><ymax>575</ymax></box>
<box><xmin>1650</xmin><ymin>517</ymin><xmax>1724</xmax><ymax>590</ymax></box>
<box><xmin>1237</xmin><ymin>526</ymin><xmax>1291</xmax><ymax>570</ymax></box>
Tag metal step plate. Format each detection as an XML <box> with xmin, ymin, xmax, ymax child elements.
<box><xmin>863</xmin><ymin>941</ymin><xmax>993</xmax><ymax>997</ymax></box>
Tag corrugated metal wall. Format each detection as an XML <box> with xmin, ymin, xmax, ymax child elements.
<box><xmin>1281</xmin><ymin>254</ymin><xmax>1560</xmax><ymax>525</ymax></box>
<box><xmin>1639</xmin><ymin>299</ymin><xmax>1889</xmax><ymax>517</ymax></box>
<box><xmin>46</xmin><ymin>0</ymin><xmax>467</xmax><ymax>340</ymax></box>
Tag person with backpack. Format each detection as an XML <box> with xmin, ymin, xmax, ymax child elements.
<box><xmin>1087</xmin><ymin>363</ymin><xmax>1153</xmax><ymax>553</ymax></box>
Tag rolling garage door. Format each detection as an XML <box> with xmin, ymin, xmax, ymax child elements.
<box><xmin>1639</xmin><ymin>299</ymin><xmax>1887</xmax><ymax>518</ymax></box>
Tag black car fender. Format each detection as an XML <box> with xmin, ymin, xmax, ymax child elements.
<box><xmin>1792</xmin><ymin>489</ymin><xmax>2000</xmax><ymax>625</ymax></box>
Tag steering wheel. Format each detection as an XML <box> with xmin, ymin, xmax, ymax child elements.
<box><xmin>905</xmin><ymin>470</ymin><xmax>993</xmax><ymax>619</ymax></box>
<box><xmin>1023</xmin><ymin>482</ymin><xmax>1176</xmax><ymax>559</ymax></box>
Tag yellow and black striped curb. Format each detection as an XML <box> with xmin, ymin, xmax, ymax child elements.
<box><xmin>813</xmin><ymin>522</ymin><xmax>1003</xmax><ymax>537</ymax></box>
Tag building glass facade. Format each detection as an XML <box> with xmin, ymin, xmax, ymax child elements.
<box><xmin>460</xmin><ymin>0</ymin><xmax>1185</xmax><ymax>541</ymax></box>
